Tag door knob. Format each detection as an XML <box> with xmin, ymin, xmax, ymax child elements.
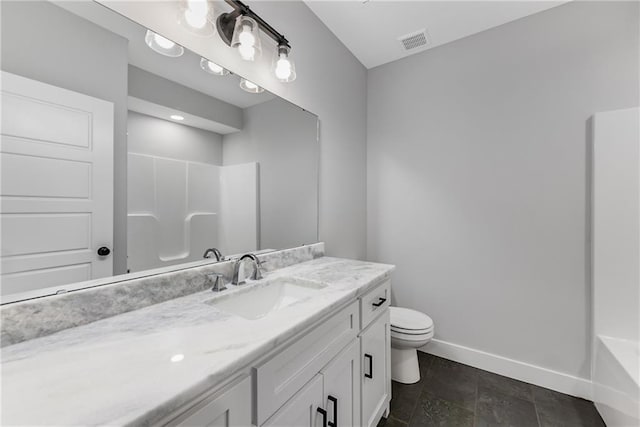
<box><xmin>97</xmin><ymin>246</ymin><xmax>111</xmax><ymax>257</ymax></box>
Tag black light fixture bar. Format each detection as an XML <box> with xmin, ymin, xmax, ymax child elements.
<box><xmin>217</xmin><ymin>0</ymin><xmax>291</xmax><ymax>48</ymax></box>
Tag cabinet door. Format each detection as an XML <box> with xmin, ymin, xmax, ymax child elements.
<box><xmin>263</xmin><ymin>374</ymin><xmax>324</xmax><ymax>427</ymax></box>
<box><xmin>321</xmin><ymin>339</ymin><xmax>361</xmax><ymax>427</ymax></box>
<box><xmin>360</xmin><ymin>310</ymin><xmax>390</xmax><ymax>427</ymax></box>
<box><xmin>173</xmin><ymin>376</ymin><xmax>252</xmax><ymax>427</ymax></box>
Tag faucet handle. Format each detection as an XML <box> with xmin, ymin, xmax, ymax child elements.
<box><xmin>207</xmin><ymin>273</ymin><xmax>227</xmax><ymax>292</ymax></box>
<box><xmin>254</xmin><ymin>260</ymin><xmax>269</xmax><ymax>280</ymax></box>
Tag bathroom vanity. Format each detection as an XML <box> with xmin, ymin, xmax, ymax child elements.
<box><xmin>1</xmin><ymin>247</ymin><xmax>394</xmax><ymax>426</ymax></box>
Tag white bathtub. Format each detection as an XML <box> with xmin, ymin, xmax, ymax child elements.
<box><xmin>593</xmin><ymin>336</ymin><xmax>640</xmax><ymax>426</ymax></box>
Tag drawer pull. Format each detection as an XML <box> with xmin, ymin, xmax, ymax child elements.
<box><xmin>328</xmin><ymin>395</ymin><xmax>338</xmax><ymax>427</ymax></box>
<box><xmin>317</xmin><ymin>407</ymin><xmax>328</xmax><ymax>427</ymax></box>
<box><xmin>364</xmin><ymin>353</ymin><xmax>373</xmax><ymax>379</ymax></box>
<box><xmin>372</xmin><ymin>297</ymin><xmax>387</xmax><ymax>308</ymax></box>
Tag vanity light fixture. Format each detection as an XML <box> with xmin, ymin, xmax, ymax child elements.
<box><xmin>170</xmin><ymin>114</ymin><xmax>185</xmax><ymax>121</ymax></box>
<box><xmin>217</xmin><ymin>0</ymin><xmax>296</xmax><ymax>81</ymax></box>
<box><xmin>145</xmin><ymin>30</ymin><xmax>184</xmax><ymax>57</ymax></box>
<box><xmin>178</xmin><ymin>0</ymin><xmax>215</xmax><ymax>36</ymax></box>
<box><xmin>239</xmin><ymin>78</ymin><xmax>264</xmax><ymax>94</ymax></box>
<box><xmin>199</xmin><ymin>57</ymin><xmax>230</xmax><ymax>76</ymax></box>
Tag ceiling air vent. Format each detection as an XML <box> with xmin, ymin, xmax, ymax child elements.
<box><xmin>398</xmin><ymin>29</ymin><xmax>430</xmax><ymax>52</ymax></box>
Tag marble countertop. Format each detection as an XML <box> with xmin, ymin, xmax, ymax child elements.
<box><xmin>1</xmin><ymin>257</ymin><xmax>394</xmax><ymax>426</ymax></box>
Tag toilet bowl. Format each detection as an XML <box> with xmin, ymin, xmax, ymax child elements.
<box><xmin>390</xmin><ymin>307</ymin><xmax>434</xmax><ymax>384</ymax></box>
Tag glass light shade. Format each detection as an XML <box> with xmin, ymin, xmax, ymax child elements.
<box><xmin>239</xmin><ymin>78</ymin><xmax>264</xmax><ymax>94</ymax></box>
<box><xmin>144</xmin><ymin>30</ymin><xmax>184</xmax><ymax>57</ymax></box>
<box><xmin>272</xmin><ymin>45</ymin><xmax>297</xmax><ymax>83</ymax></box>
<box><xmin>178</xmin><ymin>0</ymin><xmax>215</xmax><ymax>37</ymax></box>
<box><xmin>199</xmin><ymin>57</ymin><xmax>229</xmax><ymax>76</ymax></box>
<box><xmin>231</xmin><ymin>16</ymin><xmax>261</xmax><ymax>61</ymax></box>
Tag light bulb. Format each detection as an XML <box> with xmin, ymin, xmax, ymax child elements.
<box><xmin>231</xmin><ymin>16</ymin><xmax>260</xmax><ymax>61</ymax></box>
<box><xmin>183</xmin><ymin>0</ymin><xmax>208</xmax><ymax>29</ymax></box>
<box><xmin>170</xmin><ymin>115</ymin><xmax>185</xmax><ymax>121</ymax></box>
<box><xmin>244</xmin><ymin>80</ymin><xmax>257</xmax><ymax>90</ymax></box>
<box><xmin>154</xmin><ymin>33</ymin><xmax>175</xmax><ymax>49</ymax></box>
<box><xmin>272</xmin><ymin>45</ymin><xmax>296</xmax><ymax>82</ymax></box>
<box><xmin>238</xmin><ymin>25</ymin><xmax>255</xmax><ymax>46</ymax></box>
<box><xmin>238</xmin><ymin>44</ymin><xmax>256</xmax><ymax>61</ymax></box>
<box><xmin>275</xmin><ymin>56</ymin><xmax>292</xmax><ymax>80</ymax></box>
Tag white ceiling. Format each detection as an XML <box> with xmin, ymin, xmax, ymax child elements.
<box><xmin>54</xmin><ymin>0</ymin><xmax>275</xmax><ymax>108</ymax></box>
<box><xmin>304</xmin><ymin>0</ymin><xmax>569</xmax><ymax>69</ymax></box>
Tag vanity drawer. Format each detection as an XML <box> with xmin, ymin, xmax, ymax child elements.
<box><xmin>255</xmin><ymin>301</ymin><xmax>359</xmax><ymax>426</ymax></box>
<box><xmin>360</xmin><ymin>280</ymin><xmax>391</xmax><ymax>329</ymax></box>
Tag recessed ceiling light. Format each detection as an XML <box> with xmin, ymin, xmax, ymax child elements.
<box><xmin>170</xmin><ymin>115</ymin><xmax>185</xmax><ymax>121</ymax></box>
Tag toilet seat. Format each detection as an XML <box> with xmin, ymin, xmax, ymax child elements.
<box><xmin>390</xmin><ymin>307</ymin><xmax>433</xmax><ymax>332</ymax></box>
<box><xmin>391</xmin><ymin>330</ymin><xmax>434</xmax><ymax>342</ymax></box>
<box><xmin>391</xmin><ymin>326</ymin><xmax>434</xmax><ymax>335</ymax></box>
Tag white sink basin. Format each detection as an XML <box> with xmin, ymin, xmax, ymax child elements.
<box><xmin>207</xmin><ymin>277</ymin><xmax>327</xmax><ymax>320</ymax></box>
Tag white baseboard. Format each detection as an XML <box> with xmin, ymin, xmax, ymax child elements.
<box><xmin>420</xmin><ymin>339</ymin><xmax>593</xmax><ymax>400</ymax></box>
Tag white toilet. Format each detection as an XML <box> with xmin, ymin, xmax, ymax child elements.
<box><xmin>390</xmin><ymin>307</ymin><xmax>434</xmax><ymax>384</ymax></box>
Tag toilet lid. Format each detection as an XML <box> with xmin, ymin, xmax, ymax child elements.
<box><xmin>390</xmin><ymin>307</ymin><xmax>433</xmax><ymax>331</ymax></box>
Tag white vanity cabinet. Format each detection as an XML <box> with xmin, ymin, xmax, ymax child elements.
<box><xmin>164</xmin><ymin>281</ymin><xmax>391</xmax><ymax>427</ymax></box>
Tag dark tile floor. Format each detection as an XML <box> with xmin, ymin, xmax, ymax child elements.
<box><xmin>378</xmin><ymin>352</ymin><xmax>606</xmax><ymax>427</ymax></box>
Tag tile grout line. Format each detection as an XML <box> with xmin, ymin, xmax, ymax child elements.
<box><xmin>473</xmin><ymin>377</ymin><xmax>479</xmax><ymax>427</ymax></box>
<box><xmin>532</xmin><ymin>389</ymin><xmax>542</xmax><ymax>427</ymax></box>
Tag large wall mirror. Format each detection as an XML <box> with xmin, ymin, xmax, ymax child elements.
<box><xmin>0</xmin><ymin>0</ymin><xmax>319</xmax><ymax>302</ymax></box>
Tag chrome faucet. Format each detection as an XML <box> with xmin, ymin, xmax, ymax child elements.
<box><xmin>203</xmin><ymin>247</ymin><xmax>224</xmax><ymax>261</ymax></box>
<box><xmin>231</xmin><ymin>253</ymin><xmax>264</xmax><ymax>285</ymax></box>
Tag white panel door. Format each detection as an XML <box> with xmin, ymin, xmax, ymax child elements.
<box><xmin>1</xmin><ymin>71</ymin><xmax>114</xmax><ymax>296</ymax></box>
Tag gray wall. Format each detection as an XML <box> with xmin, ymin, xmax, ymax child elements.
<box><xmin>367</xmin><ymin>0</ymin><xmax>639</xmax><ymax>380</ymax></box>
<box><xmin>127</xmin><ymin>111</ymin><xmax>223</xmax><ymax>165</ymax></box>
<box><xmin>223</xmin><ymin>99</ymin><xmax>318</xmax><ymax>250</ymax></box>
<box><xmin>1</xmin><ymin>1</ymin><xmax>129</xmax><ymax>275</ymax></box>
<box><xmin>99</xmin><ymin>0</ymin><xmax>368</xmax><ymax>260</ymax></box>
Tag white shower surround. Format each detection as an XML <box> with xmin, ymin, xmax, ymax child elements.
<box><xmin>591</xmin><ymin>107</ymin><xmax>640</xmax><ymax>425</ymax></box>
<box><xmin>127</xmin><ymin>152</ymin><xmax>258</xmax><ymax>272</ymax></box>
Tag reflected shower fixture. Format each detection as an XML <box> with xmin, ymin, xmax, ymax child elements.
<box><xmin>239</xmin><ymin>78</ymin><xmax>264</xmax><ymax>93</ymax></box>
<box><xmin>200</xmin><ymin>57</ymin><xmax>230</xmax><ymax>76</ymax></box>
<box><xmin>145</xmin><ymin>30</ymin><xmax>184</xmax><ymax>57</ymax></box>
